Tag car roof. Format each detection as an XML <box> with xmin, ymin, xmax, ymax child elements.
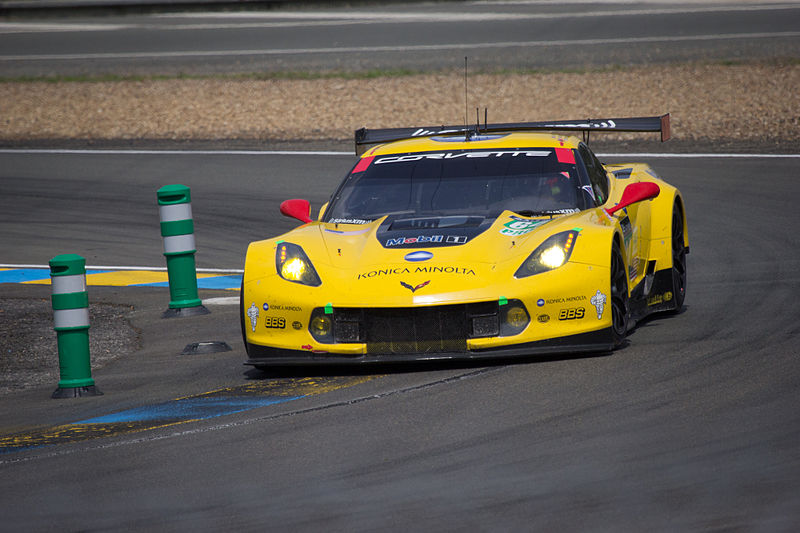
<box><xmin>361</xmin><ymin>132</ymin><xmax>584</xmax><ymax>157</ymax></box>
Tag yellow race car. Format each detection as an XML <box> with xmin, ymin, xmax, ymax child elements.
<box><xmin>241</xmin><ymin>115</ymin><xmax>687</xmax><ymax>366</ymax></box>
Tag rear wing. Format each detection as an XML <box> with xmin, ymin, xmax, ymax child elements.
<box><xmin>354</xmin><ymin>114</ymin><xmax>670</xmax><ymax>154</ymax></box>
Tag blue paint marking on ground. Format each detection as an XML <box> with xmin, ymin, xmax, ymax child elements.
<box><xmin>197</xmin><ymin>274</ymin><xmax>243</xmax><ymax>290</ymax></box>
<box><xmin>0</xmin><ymin>444</ymin><xmax>46</xmax><ymax>456</ymax></box>
<box><xmin>74</xmin><ymin>395</ymin><xmax>303</xmax><ymax>425</ymax></box>
<box><xmin>0</xmin><ymin>268</ymin><xmax>113</xmax><ymax>283</ymax></box>
<box><xmin>131</xmin><ymin>274</ymin><xmax>242</xmax><ymax>290</ymax></box>
<box><xmin>0</xmin><ymin>268</ymin><xmax>241</xmax><ymax>289</ymax></box>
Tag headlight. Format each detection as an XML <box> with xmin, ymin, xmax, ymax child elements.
<box><xmin>514</xmin><ymin>230</ymin><xmax>579</xmax><ymax>278</ymax></box>
<box><xmin>276</xmin><ymin>242</ymin><xmax>322</xmax><ymax>286</ymax></box>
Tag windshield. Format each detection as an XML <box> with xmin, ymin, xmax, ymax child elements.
<box><xmin>325</xmin><ymin>148</ymin><xmax>591</xmax><ymax>224</ymax></box>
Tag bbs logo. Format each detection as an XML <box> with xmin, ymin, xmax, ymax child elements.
<box><xmin>558</xmin><ymin>307</ymin><xmax>585</xmax><ymax>321</ymax></box>
<box><xmin>264</xmin><ymin>316</ymin><xmax>286</xmax><ymax>329</ymax></box>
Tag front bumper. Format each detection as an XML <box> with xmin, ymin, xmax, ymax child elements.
<box><xmin>243</xmin><ymin>259</ymin><xmax>614</xmax><ymax>366</ymax></box>
<box><xmin>245</xmin><ymin>328</ymin><xmax>614</xmax><ymax>366</ymax></box>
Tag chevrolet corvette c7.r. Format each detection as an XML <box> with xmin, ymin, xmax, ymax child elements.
<box><xmin>241</xmin><ymin>115</ymin><xmax>687</xmax><ymax>366</ymax></box>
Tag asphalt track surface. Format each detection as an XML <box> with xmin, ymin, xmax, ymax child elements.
<box><xmin>1</xmin><ymin>148</ymin><xmax>799</xmax><ymax>530</ymax></box>
<box><xmin>2</xmin><ymin>1</ymin><xmax>800</xmax><ymax>76</ymax></box>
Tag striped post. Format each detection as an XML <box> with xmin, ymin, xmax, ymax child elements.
<box><xmin>157</xmin><ymin>184</ymin><xmax>209</xmax><ymax>318</ymax></box>
<box><xmin>49</xmin><ymin>254</ymin><xmax>102</xmax><ymax>399</ymax></box>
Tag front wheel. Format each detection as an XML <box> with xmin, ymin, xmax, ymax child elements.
<box><xmin>610</xmin><ymin>240</ymin><xmax>629</xmax><ymax>347</ymax></box>
<box><xmin>669</xmin><ymin>203</ymin><xmax>688</xmax><ymax>312</ymax></box>
<box><xmin>240</xmin><ymin>281</ymin><xmax>250</xmax><ymax>356</ymax></box>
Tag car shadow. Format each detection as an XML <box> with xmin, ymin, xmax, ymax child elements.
<box><xmin>627</xmin><ymin>303</ymin><xmax>690</xmax><ymax>338</ymax></box>
<box><xmin>243</xmin><ymin>348</ymin><xmax>614</xmax><ymax>380</ymax></box>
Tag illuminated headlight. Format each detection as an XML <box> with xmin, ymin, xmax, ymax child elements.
<box><xmin>514</xmin><ymin>230</ymin><xmax>579</xmax><ymax>278</ymax></box>
<box><xmin>276</xmin><ymin>242</ymin><xmax>322</xmax><ymax>286</ymax></box>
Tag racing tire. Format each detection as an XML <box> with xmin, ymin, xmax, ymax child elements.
<box><xmin>610</xmin><ymin>240</ymin><xmax>629</xmax><ymax>347</ymax></box>
<box><xmin>240</xmin><ymin>281</ymin><xmax>250</xmax><ymax>357</ymax></box>
<box><xmin>669</xmin><ymin>203</ymin><xmax>687</xmax><ymax>312</ymax></box>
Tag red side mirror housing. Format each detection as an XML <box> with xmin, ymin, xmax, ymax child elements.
<box><xmin>606</xmin><ymin>182</ymin><xmax>660</xmax><ymax>216</ymax></box>
<box><xmin>280</xmin><ymin>199</ymin><xmax>312</xmax><ymax>224</ymax></box>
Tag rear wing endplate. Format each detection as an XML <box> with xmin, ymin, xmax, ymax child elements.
<box><xmin>354</xmin><ymin>114</ymin><xmax>670</xmax><ymax>154</ymax></box>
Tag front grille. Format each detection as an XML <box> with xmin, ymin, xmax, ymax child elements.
<box><xmin>365</xmin><ymin>306</ymin><xmax>467</xmax><ymax>355</ymax></box>
<box><xmin>329</xmin><ymin>302</ymin><xmax>499</xmax><ymax>355</ymax></box>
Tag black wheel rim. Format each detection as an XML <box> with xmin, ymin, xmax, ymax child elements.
<box><xmin>610</xmin><ymin>245</ymin><xmax>628</xmax><ymax>337</ymax></box>
<box><xmin>671</xmin><ymin>208</ymin><xmax>687</xmax><ymax>301</ymax></box>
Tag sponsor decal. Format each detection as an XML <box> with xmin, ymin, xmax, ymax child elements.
<box><xmin>405</xmin><ymin>251</ymin><xmax>433</xmax><ymax>262</ymax></box>
<box><xmin>264</xmin><ymin>316</ymin><xmax>286</xmax><ymax>329</ymax></box>
<box><xmin>558</xmin><ymin>307</ymin><xmax>585</xmax><ymax>320</ymax></box>
<box><xmin>400</xmin><ymin>280</ymin><xmax>430</xmax><ymax>293</ymax></box>
<box><xmin>647</xmin><ymin>291</ymin><xmax>673</xmax><ymax>306</ymax></box>
<box><xmin>292</xmin><ymin>321</ymin><xmax>303</xmax><ymax>330</ymax></box>
<box><xmin>387</xmin><ymin>235</ymin><xmax>443</xmax><ymax>246</ymax></box>
<box><xmin>265</xmin><ymin>304</ymin><xmax>302</xmax><ymax>312</ymax></box>
<box><xmin>262</xmin><ymin>303</ymin><xmax>269</xmax><ymax>311</ymax></box>
<box><xmin>387</xmin><ymin>235</ymin><xmax>467</xmax><ymax>247</ymax></box>
<box><xmin>301</xmin><ymin>344</ymin><xmax>313</xmax><ymax>350</ymax></box>
<box><xmin>541</xmin><ymin>120</ymin><xmax>617</xmax><ymax>129</ymax></box>
<box><xmin>546</xmin><ymin>295</ymin><xmax>587</xmax><ymax>305</ymax></box>
<box><xmin>375</xmin><ymin>150</ymin><xmax>550</xmax><ymax>165</ymax></box>
<box><xmin>358</xmin><ymin>266</ymin><xmax>476</xmax><ymax>280</ymax></box>
<box><xmin>412</xmin><ymin>127</ymin><xmax>466</xmax><ymax>137</ymax></box>
<box><xmin>537</xmin><ymin>314</ymin><xmax>550</xmax><ymax>323</ymax></box>
<box><xmin>247</xmin><ymin>303</ymin><xmax>259</xmax><ymax>332</ymax></box>
<box><xmin>590</xmin><ymin>290</ymin><xmax>607</xmax><ymax>320</ymax></box>
<box><xmin>500</xmin><ymin>217</ymin><xmax>548</xmax><ymax>237</ymax></box>
<box><xmin>330</xmin><ymin>218</ymin><xmax>371</xmax><ymax>224</ymax></box>
<box><xmin>432</xmin><ymin>134</ymin><xmax>504</xmax><ymax>142</ymax></box>
<box><xmin>537</xmin><ymin>299</ymin><xmax>545</xmax><ymax>307</ymax></box>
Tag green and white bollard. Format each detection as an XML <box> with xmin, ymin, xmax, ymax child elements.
<box><xmin>157</xmin><ymin>184</ymin><xmax>209</xmax><ymax>318</ymax></box>
<box><xmin>49</xmin><ymin>254</ymin><xmax>102</xmax><ymax>399</ymax></box>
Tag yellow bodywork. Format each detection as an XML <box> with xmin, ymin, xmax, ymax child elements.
<box><xmin>242</xmin><ymin>133</ymin><xmax>686</xmax><ymax>360</ymax></box>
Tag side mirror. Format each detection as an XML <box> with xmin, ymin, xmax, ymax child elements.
<box><xmin>280</xmin><ymin>199</ymin><xmax>312</xmax><ymax>224</ymax></box>
<box><xmin>606</xmin><ymin>182</ymin><xmax>660</xmax><ymax>216</ymax></box>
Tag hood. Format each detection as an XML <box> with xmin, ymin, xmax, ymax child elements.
<box><xmin>269</xmin><ymin>210</ymin><xmax>590</xmax><ymax>306</ymax></box>
<box><xmin>316</xmin><ymin>212</ymin><xmax>565</xmax><ymax>268</ymax></box>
